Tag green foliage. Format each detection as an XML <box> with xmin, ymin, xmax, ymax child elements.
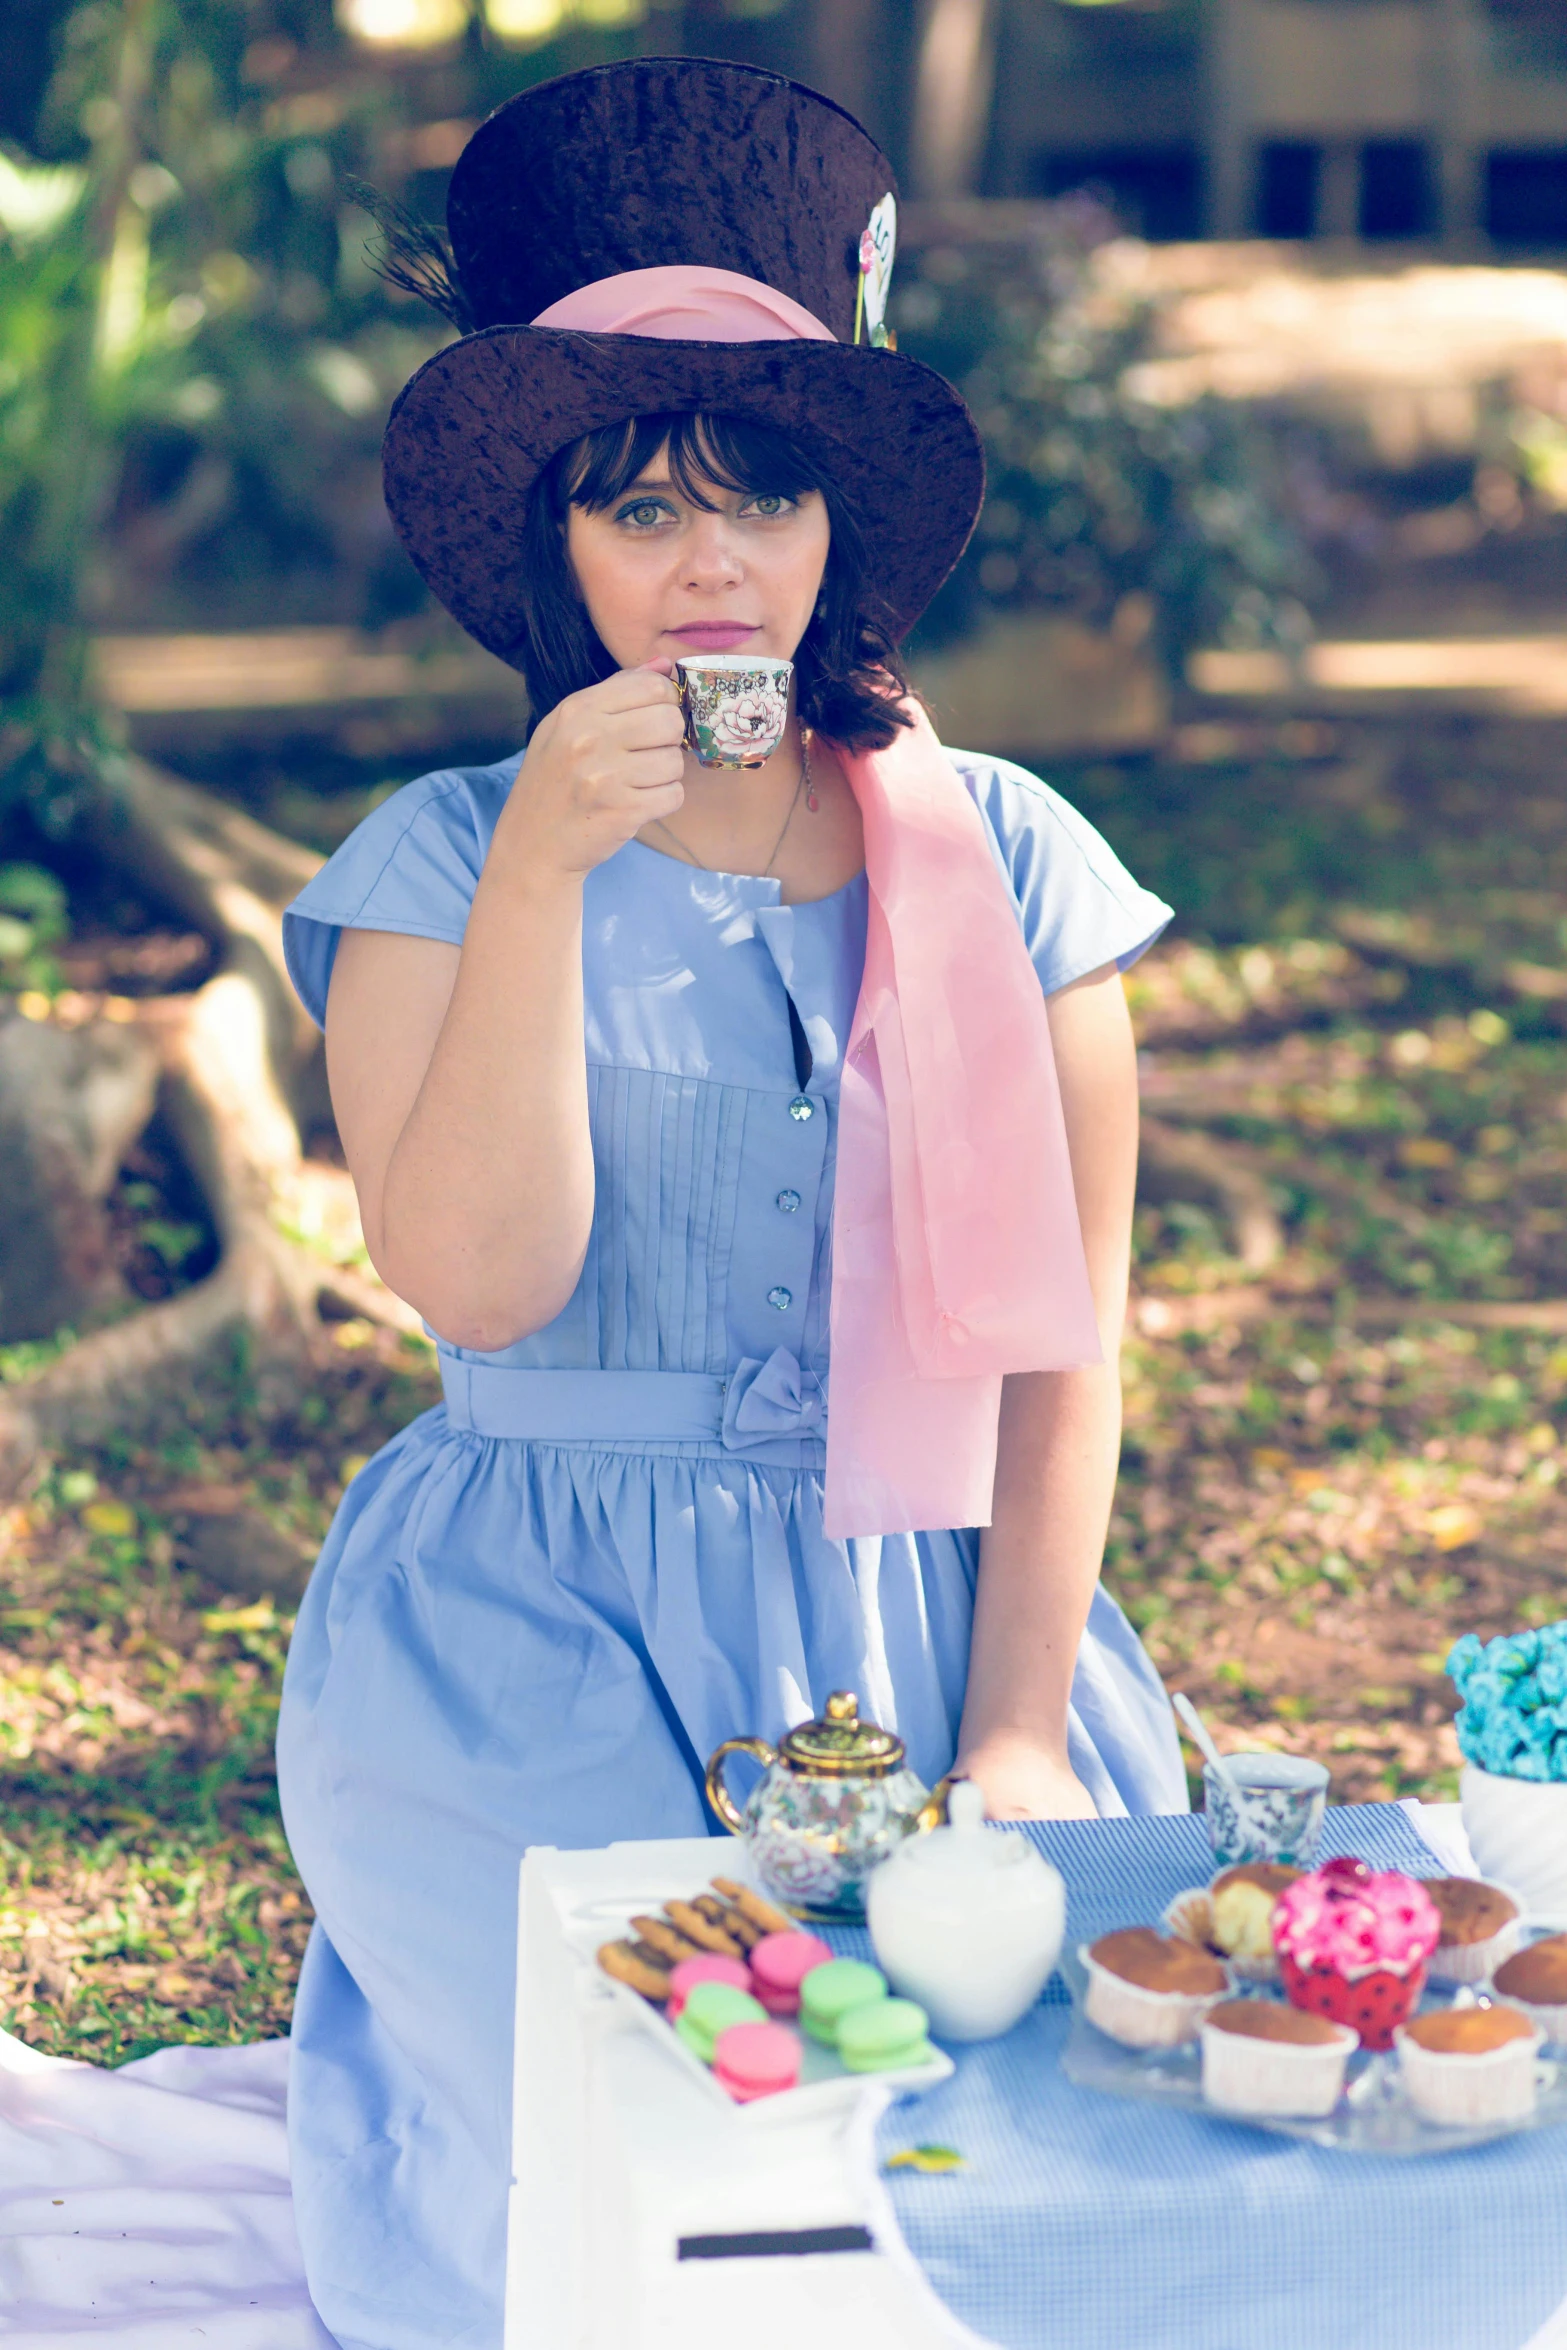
<box><xmin>0</xmin><ymin>0</ymin><xmax>450</xmax><ymax>784</ymax></box>
<box><xmin>0</xmin><ymin>860</ymin><xmax>69</xmax><ymax>988</ymax></box>
<box><xmin>896</xmin><ymin>205</ymin><xmax>1318</xmax><ymax>671</ymax></box>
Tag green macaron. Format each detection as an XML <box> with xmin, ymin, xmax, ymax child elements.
<box><xmin>674</xmin><ymin>1981</ymin><xmax>766</xmax><ymax>2065</ymax></box>
<box><xmin>798</xmin><ymin>1957</ymin><xmax>888</xmax><ymax>2046</ymax></box>
<box><xmin>837</xmin><ymin>1996</ymin><xmax>933</xmax><ymax>2074</ymax></box>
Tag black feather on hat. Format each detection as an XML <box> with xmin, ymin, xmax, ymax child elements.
<box><xmin>379</xmin><ymin>57</ymin><xmax>985</xmax><ymax>668</ymax></box>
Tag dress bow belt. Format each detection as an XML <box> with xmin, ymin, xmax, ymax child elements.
<box><xmin>439</xmin><ymin>1348</ymin><xmax>825</xmax><ymax>1450</ymax></box>
<box><xmin>720</xmin><ymin>1348</ymin><xmax>826</xmax><ymax>1445</ymax></box>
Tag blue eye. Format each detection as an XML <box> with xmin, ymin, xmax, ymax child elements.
<box><xmin>616</xmin><ymin>498</ymin><xmax>671</xmax><ymax>529</ymax></box>
<box><xmin>744</xmin><ymin>493</ymin><xmax>794</xmax><ymax>518</ymax></box>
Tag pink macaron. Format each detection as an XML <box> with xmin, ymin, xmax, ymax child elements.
<box><xmin>747</xmin><ymin>1931</ymin><xmax>835</xmax><ymax>2016</ymax></box>
<box><xmin>712</xmin><ymin>2019</ymin><xmax>802</xmax><ymax>2103</ymax></box>
<box><xmin>666</xmin><ymin>1952</ymin><xmax>752</xmax><ymax>2019</ymax></box>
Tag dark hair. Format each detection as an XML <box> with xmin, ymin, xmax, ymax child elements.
<box><xmin>514</xmin><ymin>411</ymin><xmax>913</xmax><ymax>750</ymax></box>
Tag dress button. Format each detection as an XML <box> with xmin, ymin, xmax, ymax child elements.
<box><xmin>767</xmin><ymin>1286</ymin><xmax>793</xmax><ymax>1312</ymax></box>
<box><xmin>775</xmin><ymin>1189</ymin><xmax>801</xmax><ymax>1214</ymax></box>
<box><xmin>788</xmin><ymin>1096</ymin><xmax>814</xmax><ymax>1122</ymax></box>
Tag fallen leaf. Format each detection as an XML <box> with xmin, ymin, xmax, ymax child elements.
<box><xmin>1423</xmin><ymin>1502</ymin><xmax>1483</xmax><ymax>1552</ymax></box>
<box><xmin>80</xmin><ymin>1501</ymin><xmax>136</xmax><ymax>1538</ymax></box>
<box><xmin>884</xmin><ymin>2144</ymin><xmax>967</xmax><ymax>2175</ymax></box>
<box><xmin>201</xmin><ymin>1599</ymin><xmax>276</xmax><ymax>1635</ymax></box>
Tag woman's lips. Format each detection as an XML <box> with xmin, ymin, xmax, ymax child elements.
<box><xmin>667</xmin><ymin>624</ymin><xmax>761</xmax><ymax>651</ymax></box>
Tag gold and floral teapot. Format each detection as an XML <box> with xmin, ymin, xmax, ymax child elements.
<box><xmin>705</xmin><ymin>1691</ymin><xmax>952</xmax><ymax>1923</ymax></box>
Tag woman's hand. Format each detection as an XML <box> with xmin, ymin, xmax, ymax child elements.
<box><xmin>955</xmin><ymin>1732</ymin><xmax>1099</xmax><ymax>1822</ymax></box>
<box><xmin>496</xmin><ymin>662</ymin><xmax>687</xmax><ymax>883</ymax></box>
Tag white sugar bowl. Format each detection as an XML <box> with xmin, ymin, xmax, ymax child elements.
<box><xmin>865</xmin><ymin>1779</ymin><xmax>1066</xmax><ymax>2041</ymax></box>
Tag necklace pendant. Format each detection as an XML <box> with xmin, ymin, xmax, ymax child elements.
<box><xmin>805</xmin><ymin>784</ymin><xmax>819</xmax><ymax>813</ymax></box>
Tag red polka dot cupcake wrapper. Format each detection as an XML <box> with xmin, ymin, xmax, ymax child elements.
<box><xmin>1278</xmin><ymin>1951</ymin><xmax>1428</xmax><ymax>2050</ymax></box>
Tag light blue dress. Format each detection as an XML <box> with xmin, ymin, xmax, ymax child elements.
<box><xmin>277</xmin><ymin>745</ymin><xmax>1187</xmax><ymax>2350</ymax></box>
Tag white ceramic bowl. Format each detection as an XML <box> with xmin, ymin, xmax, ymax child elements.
<box><xmin>1460</xmin><ymin>1767</ymin><xmax>1567</xmax><ymax>1925</ymax></box>
<box><xmin>866</xmin><ymin>1788</ymin><xmax>1066</xmax><ymax>2042</ymax></box>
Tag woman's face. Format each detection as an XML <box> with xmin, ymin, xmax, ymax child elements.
<box><xmin>565</xmin><ymin>449</ymin><xmax>830</xmax><ymax>670</ymax></box>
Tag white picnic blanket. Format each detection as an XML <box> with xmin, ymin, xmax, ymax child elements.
<box><xmin>0</xmin><ymin>2028</ymin><xmax>331</xmax><ymax>2347</ymax></box>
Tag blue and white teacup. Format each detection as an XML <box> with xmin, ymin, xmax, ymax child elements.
<box><xmin>1203</xmin><ymin>1753</ymin><xmax>1329</xmax><ymax>1870</ymax></box>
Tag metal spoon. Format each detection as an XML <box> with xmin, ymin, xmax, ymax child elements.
<box><xmin>1172</xmin><ymin>1691</ymin><xmax>1244</xmax><ymax>1801</ymax></box>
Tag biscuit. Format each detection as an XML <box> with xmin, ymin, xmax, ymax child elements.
<box><xmin>665</xmin><ymin>1899</ymin><xmax>744</xmax><ymax>1957</ymax></box>
<box><xmin>630</xmin><ymin>1914</ymin><xmax>704</xmax><ymax>1965</ymax></box>
<box><xmin>694</xmin><ymin>1893</ymin><xmax>762</xmax><ymax>1949</ymax></box>
<box><xmin>597</xmin><ymin>1941</ymin><xmax>672</xmax><ymax>2003</ymax></box>
<box><xmin>711</xmin><ymin>1878</ymin><xmax>794</xmax><ymax>1936</ymax></box>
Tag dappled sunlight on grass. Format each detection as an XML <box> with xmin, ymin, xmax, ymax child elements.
<box><xmin>0</xmin><ymin>1335</ymin><xmax>438</xmax><ymax>2062</ymax></box>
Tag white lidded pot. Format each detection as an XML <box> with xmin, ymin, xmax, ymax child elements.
<box><xmin>865</xmin><ymin>1779</ymin><xmax>1066</xmax><ymax>2041</ymax></box>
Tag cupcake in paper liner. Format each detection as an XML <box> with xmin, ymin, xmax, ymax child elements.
<box><xmin>1200</xmin><ymin>1997</ymin><xmax>1357</xmax><ymax>2119</ymax></box>
<box><xmin>1164</xmin><ymin>1863</ymin><xmax>1299</xmax><ymax>1983</ymax></box>
<box><xmin>1395</xmin><ymin>2005</ymin><xmax>1543</xmax><ymax>2127</ymax></box>
<box><xmin>1491</xmin><ymin>1933</ymin><xmax>1567</xmax><ymax>2046</ymax></box>
<box><xmin>1421</xmin><ymin>1876</ymin><xmax>1524</xmax><ymax>1988</ymax></box>
<box><xmin>1081</xmin><ymin>1929</ymin><xmax>1228</xmax><ymax>2050</ymax></box>
<box><xmin>1272</xmin><ymin>1857</ymin><xmax>1441</xmax><ymax>2051</ymax></box>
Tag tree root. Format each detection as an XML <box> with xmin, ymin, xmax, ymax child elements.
<box><xmin>1133</xmin><ymin>1287</ymin><xmax>1567</xmax><ymax>1339</ymax></box>
<box><xmin>1139</xmin><ymin>1116</ymin><xmax>1286</xmax><ymax>1272</ymax></box>
<box><xmin>1140</xmin><ymin>1100</ymin><xmax>1433</xmax><ymax>1233</ymax></box>
<box><xmin>0</xmin><ymin>754</ymin><xmax>423</xmax><ymax>1489</ymax></box>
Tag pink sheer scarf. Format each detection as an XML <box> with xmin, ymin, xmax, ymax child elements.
<box><xmin>826</xmin><ymin>705</ymin><xmax>1102</xmax><ymax>1536</ymax></box>
<box><xmin>530</xmin><ymin>265</ymin><xmax>1102</xmax><ymax>1533</ymax></box>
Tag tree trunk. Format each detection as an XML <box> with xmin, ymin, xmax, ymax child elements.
<box><xmin>0</xmin><ymin>752</ymin><xmax>421</xmax><ymax>1491</ymax></box>
<box><xmin>910</xmin><ymin>0</ymin><xmax>999</xmax><ymax>200</ymax></box>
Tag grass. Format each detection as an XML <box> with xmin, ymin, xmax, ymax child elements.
<box><xmin>0</xmin><ymin>1329</ymin><xmax>437</xmax><ymax>2060</ymax></box>
<box><xmin>3</xmin><ymin>708</ymin><xmax>1567</xmax><ymax>2058</ymax></box>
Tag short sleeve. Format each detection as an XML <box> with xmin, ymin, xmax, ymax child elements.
<box><xmin>951</xmin><ymin>750</ymin><xmax>1172</xmax><ymax>996</ymax></box>
<box><xmin>282</xmin><ymin>755</ymin><xmax>520</xmax><ymax>1027</ymax></box>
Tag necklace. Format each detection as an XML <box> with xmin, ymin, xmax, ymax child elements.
<box><xmin>650</xmin><ymin>730</ymin><xmax>816</xmax><ymax>878</ymax></box>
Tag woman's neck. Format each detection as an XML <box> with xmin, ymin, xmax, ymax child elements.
<box><xmin>636</xmin><ymin>723</ymin><xmax>865</xmax><ymax>904</ymax></box>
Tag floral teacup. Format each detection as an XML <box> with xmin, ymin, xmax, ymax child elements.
<box><xmin>1203</xmin><ymin>1753</ymin><xmax>1329</xmax><ymax>1869</ymax></box>
<box><xmin>674</xmin><ymin>654</ymin><xmax>792</xmax><ymax>768</ymax></box>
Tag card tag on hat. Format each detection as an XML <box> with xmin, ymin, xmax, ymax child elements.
<box><xmin>855</xmin><ymin>192</ymin><xmax>897</xmax><ymax>348</ymax></box>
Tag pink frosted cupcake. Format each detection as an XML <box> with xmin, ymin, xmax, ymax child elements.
<box><xmin>1273</xmin><ymin>1857</ymin><xmax>1441</xmax><ymax>2051</ymax></box>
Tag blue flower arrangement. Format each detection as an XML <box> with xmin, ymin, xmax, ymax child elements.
<box><xmin>1446</xmin><ymin>1626</ymin><xmax>1567</xmax><ymax>1782</ymax></box>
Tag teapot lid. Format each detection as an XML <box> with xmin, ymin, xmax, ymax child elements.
<box><xmin>778</xmin><ymin>1691</ymin><xmax>906</xmax><ymax>1779</ymax></box>
<box><xmin>898</xmin><ymin>1779</ymin><xmax>1043</xmax><ymax>1882</ymax></box>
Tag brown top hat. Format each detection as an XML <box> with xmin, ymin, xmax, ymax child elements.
<box><xmin>381</xmin><ymin>56</ymin><xmax>985</xmax><ymax>666</ymax></box>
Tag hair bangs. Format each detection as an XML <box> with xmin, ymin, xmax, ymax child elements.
<box><xmin>563</xmin><ymin>412</ymin><xmax>822</xmax><ymax>516</ymax></box>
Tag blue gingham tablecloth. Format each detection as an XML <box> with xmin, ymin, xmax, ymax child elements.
<box><xmin>865</xmin><ymin>1804</ymin><xmax>1567</xmax><ymax>2350</ymax></box>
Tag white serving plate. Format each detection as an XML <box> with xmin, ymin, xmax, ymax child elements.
<box><xmin>1059</xmin><ymin>1942</ymin><xmax>1567</xmax><ymax>2157</ymax></box>
<box><xmin>565</xmin><ymin>1893</ymin><xmax>953</xmax><ymax>2130</ymax></box>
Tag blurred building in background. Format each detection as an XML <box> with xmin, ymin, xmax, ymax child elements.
<box><xmin>329</xmin><ymin>0</ymin><xmax>1567</xmax><ymax>249</ymax></box>
<box><xmin>320</xmin><ymin>1</ymin><xmax>1567</xmax><ymax>249</ymax></box>
<box><xmin>8</xmin><ymin>1</ymin><xmax>1567</xmax><ymax>248</ymax></box>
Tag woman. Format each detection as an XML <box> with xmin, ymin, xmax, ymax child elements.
<box><xmin>278</xmin><ymin>57</ymin><xmax>1186</xmax><ymax>2350</ymax></box>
